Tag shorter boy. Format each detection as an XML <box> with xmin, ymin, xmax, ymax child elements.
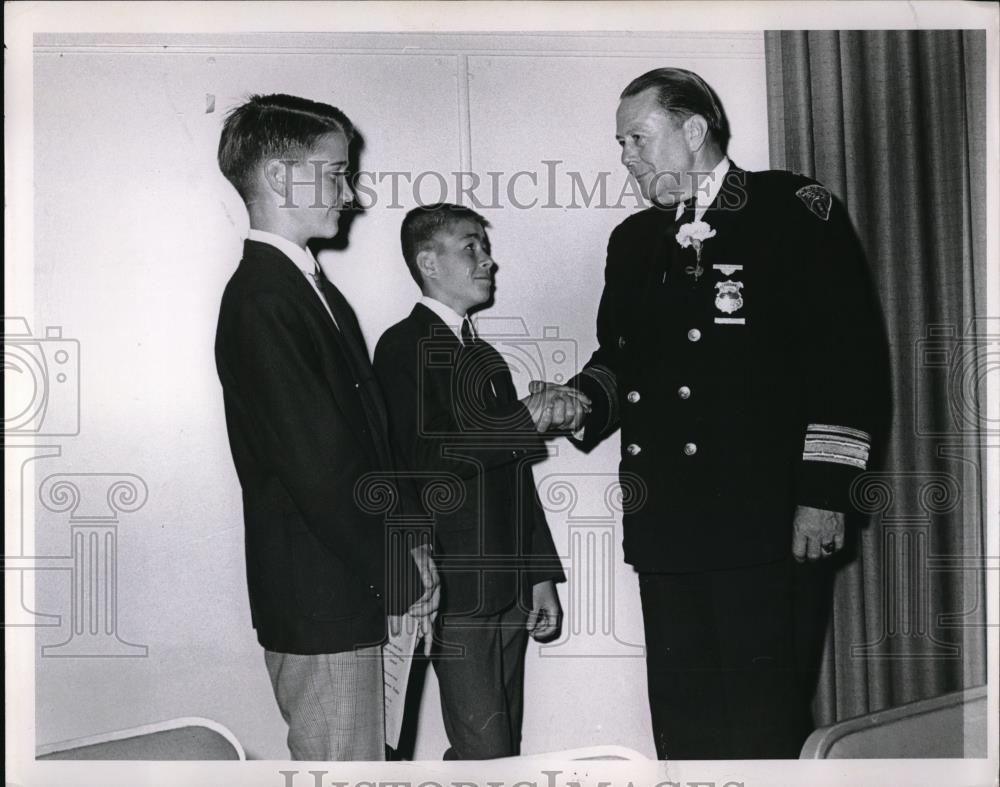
<box><xmin>374</xmin><ymin>203</ymin><xmax>583</xmax><ymax>759</ymax></box>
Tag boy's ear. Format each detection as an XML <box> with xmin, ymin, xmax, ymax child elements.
<box><xmin>262</xmin><ymin>158</ymin><xmax>291</xmax><ymax>200</ymax></box>
<box><xmin>416</xmin><ymin>248</ymin><xmax>437</xmax><ymax>281</ymax></box>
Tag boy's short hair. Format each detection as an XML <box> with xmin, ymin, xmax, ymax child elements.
<box><xmin>400</xmin><ymin>203</ymin><xmax>491</xmax><ymax>288</ymax></box>
<box><xmin>217</xmin><ymin>93</ymin><xmax>355</xmax><ymax>201</ymax></box>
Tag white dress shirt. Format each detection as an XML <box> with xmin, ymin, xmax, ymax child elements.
<box><xmin>247</xmin><ymin>228</ymin><xmax>338</xmax><ymax>328</ymax></box>
<box><xmin>419</xmin><ymin>295</ymin><xmax>496</xmax><ymax>396</ymax></box>
<box><xmin>675</xmin><ymin>156</ymin><xmax>731</xmax><ymax>222</ymax></box>
<box><xmin>419</xmin><ymin>295</ymin><xmax>472</xmax><ymax>345</ymax></box>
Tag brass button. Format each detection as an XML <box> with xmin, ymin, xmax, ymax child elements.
<box><xmin>626</xmin><ymin>443</ymin><xmax>642</xmax><ymax>456</ymax></box>
<box><xmin>627</xmin><ymin>390</ymin><xmax>641</xmax><ymax>403</ymax></box>
<box><xmin>683</xmin><ymin>442</ymin><xmax>698</xmax><ymax>456</ymax></box>
<box><xmin>687</xmin><ymin>328</ymin><xmax>701</xmax><ymax>342</ymax></box>
<box><xmin>677</xmin><ymin>386</ymin><xmax>691</xmax><ymax>400</ymax></box>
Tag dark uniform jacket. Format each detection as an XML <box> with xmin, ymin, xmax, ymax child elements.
<box><xmin>572</xmin><ymin>165</ymin><xmax>885</xmax><ymax>573</ymax></box>
<box><xmin>374</xmin><ymin>303</ymin><xmax>565</xmax><ymax>618</ymax></box>
<box><xmin>215</xmin><ymin>240</ymin><xmax>419</xmax><ymax>654</ymax></box>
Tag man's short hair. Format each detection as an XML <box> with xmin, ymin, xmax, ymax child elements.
<box><xmin>400</xmin><ymin>203</ymin><xmax>491</xmax><ymax>288</ymax></box>
<box><xmin>217</xmin><ymin>93</ymin><xmax>355</xmax><ymax>201</ymax></box>
<box><xmin>621</xmin><ymin>68</ymin><xmax>731</xmax><ymax>154</ymax></box>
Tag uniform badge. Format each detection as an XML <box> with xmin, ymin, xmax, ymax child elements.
<box><xmin>713</xmin><ymin>264</ymin><xmax>743</xmax><ymax>277</ymax></box>
<box><xmin>714</xmin><ymin>280</ymin><xmax>744</xmax><ymax>314</ymax></box>
<box><xmin>796</xmin><ymin>184</ymin><xmax>832</xmax><ymax>221</ymax></box>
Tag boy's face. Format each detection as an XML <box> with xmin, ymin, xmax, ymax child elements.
<box><xmin>424</xmin><ymin>218</ymin><xmax>495</xmax><ymax>315</ymax></box>
<box><xmin>280</xmin><ymin>130</ymin><xmax>353</xmax><ymax>240</ymax></box>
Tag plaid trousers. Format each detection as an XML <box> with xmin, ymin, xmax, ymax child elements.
<box><xmin>265</xmin><ymin>645</ymin><xmax>385</xmax><ymax>760</ymax></box>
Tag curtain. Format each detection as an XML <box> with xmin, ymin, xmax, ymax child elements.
<box><xmin>764</xmin><ymin>30</ymin><xmax>988</xmax><ymax>726</ymax></box>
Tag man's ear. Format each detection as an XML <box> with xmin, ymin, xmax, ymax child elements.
<box><xmin>262</xmin><ymin>158</ymin><xmax>291</xmax><ymax>200</ymax></box>
<box><xmin>416</xmin><ymin>248</ymin><xmax>438</xmax><ymax>281</ymax></box>
<box><xmin>683</xmin><ymin>114</ymin><xmax>710</xmax><ymax>153</ymax></box>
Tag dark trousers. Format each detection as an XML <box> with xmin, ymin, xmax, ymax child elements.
<box><xmin>638</xmin><ymin>556</ymin><xmax>833</xmax><ymax>760</ymax></box>
<box><xmin>432</xmin><ymin>603</ymin><xmax>529</xmax><ymax>760</ymax></box>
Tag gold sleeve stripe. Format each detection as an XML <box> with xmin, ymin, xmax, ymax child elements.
<box><xmin>807</xmin><ymin>423</ymin><xmax>871</xmax><ymax>443</ymax></box>
<box><xmin>802</xmin><ymin>424</ymin><xmax>871</xmax><ymax>470</ymax></box>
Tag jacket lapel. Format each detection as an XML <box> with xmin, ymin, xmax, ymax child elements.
<box><xmin>316</xmin><ymin>276</ymin><xmax>392</xmax><ymax>466</ymax></box>
<box><xmin>412</xmin><ymin>302</ymin><xmax>515</xmax><ymax>409</ymax></box>
<box><xmin>697</xmin><ymin>164</ymin><xmax>748</xmax><ymax>271</ymax></box>
<box><xmin>633</xmin><ymin>209</ymin><xmax>676</xmax><ymax>333</ymax></box>
<box><xmin>241</xmin><ymin>241</ymin><xmax>384</xmax><ymax>469</ymax></box>
<box><xmin>412</xmin><ymin>302</ymin><xmax>463</xmax><ymax>359</ymax></box>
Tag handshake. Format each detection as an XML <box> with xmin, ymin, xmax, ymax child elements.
<box><xmin>520</xmin><ymin>380</ymin><xmax>592</xmax><ymax>433</ymax></box>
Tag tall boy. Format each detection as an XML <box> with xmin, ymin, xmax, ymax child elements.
<box><xmin>374</xmin><ymin>203</ymin><xmax>581</xmax><ymax>759</ymax></box>
<box><xmin>214</xmin><ymin>94</ymin><xmax>435</xmax><ymax>760</ymax></box>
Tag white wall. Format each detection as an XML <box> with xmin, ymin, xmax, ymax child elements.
<box><xmin>30</xmin><ymin>31</ymin><xmax>768</xmax><ymax>759</ymax></box>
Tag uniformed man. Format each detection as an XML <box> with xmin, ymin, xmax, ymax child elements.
<box><xmin>568</xmin><ymin>68</ymin><xmax>886</xmax><ymax>759</ymax></box>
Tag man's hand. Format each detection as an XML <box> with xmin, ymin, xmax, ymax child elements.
<box><xmin>521</xmin><ymin>380</ymin><xmax>592</xmax><ymax>433</ymax></box>
<box><xmin>792</xmin><ymin>505</ymin><xmax>845</xmax><ymax>562</ymax></box>
<box><xmin>525</xmin><ymin>580</ymin><xmax>562</xmax><ymax>642</ymax></box>
<box><xmin>406</xmin><ymin>543</ymin><xmax>440</xmax><ymax>655</ymax></box>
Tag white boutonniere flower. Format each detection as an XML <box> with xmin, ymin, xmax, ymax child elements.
<box><xmin>675</xmin><ymin>220</ymin><xmax>717</xmax><ymax>261</ymax></box>
<box><xmin>675</xmin><ymin>220</ymin><xmax>716</xmax><ymax>282</ymax></box>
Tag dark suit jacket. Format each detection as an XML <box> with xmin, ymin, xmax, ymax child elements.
<box><xmin>374</xmin><ymin>303</ymin><xmax>565</xmax><ymax>618</ymax></box>
<box><xmin>215</xmin><ymin>239</ymin><xmax>416</xmax><ymax>654</ymax></box>
<box><xmin>571</xmin><ymin>166</ymin><xmax>888</xmax><ymax>573</ymax></box>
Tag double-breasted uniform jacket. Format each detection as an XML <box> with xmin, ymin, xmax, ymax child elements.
<box><xmin>215</xmin><ymin>240</ymin><xmax>420</xmax><ymax>655</ymax></box>
<box><xmin>571</xmin><ymin>165</ymin><xmax>885</xmax><ymax>573</ymax></box>
<box><xmin>375</xmin><ymin>303</ymin><xmax>565</xmax><ymax>618</ymax></box>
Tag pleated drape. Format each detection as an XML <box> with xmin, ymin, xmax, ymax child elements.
<box><xmin>765</xmin><ymin>30</ymin><xmax>988</xmax><ymax>725</ymax></box>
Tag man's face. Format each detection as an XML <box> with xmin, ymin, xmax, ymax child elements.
<box><xmin>425</xmin><ymin>218</ymin><xmax>494</xmax><ymax>315</ymax></box>
<box><xmin>284</xmin><ymin>130</ymin><xmax>353</xmax><ymax>240</ymax></box>
<box><xmin>616</xmin><ymin>87</ymin><xmax>695</xmax><ymax>206</ymax></box>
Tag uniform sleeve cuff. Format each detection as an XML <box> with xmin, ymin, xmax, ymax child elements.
<box><xmin>802</xmin><ymin>423</ymin><xmax>871</xmax><ymax>470</ymax></box>
<box><xmin>797</xmin><ymin>422</ymin><xmax>871</xmax><ymax>511</ymax></box>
